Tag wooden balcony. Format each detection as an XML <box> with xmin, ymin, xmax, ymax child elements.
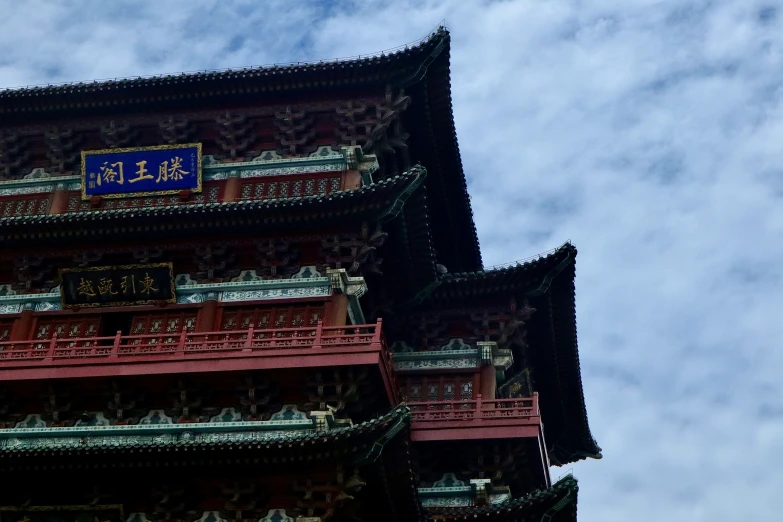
<box><xmin>409</xmin><ymin>394</ymin><xmax>544</xmax><ymax>442</ymax></box>
<box><xmin>0</xmin><ymin>321</ymin><xmax>399</xmax><ymax>401</ymax></box>
<box><xmin>410</xmin><ymin>393</ymin><xmax>550</xmax><ymax>487</ymax></box>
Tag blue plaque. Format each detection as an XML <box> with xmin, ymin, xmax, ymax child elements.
<box><xmin>81</xmin><ymin>144</ymin><xmax>202</xmax><ymax>199</ymax></box>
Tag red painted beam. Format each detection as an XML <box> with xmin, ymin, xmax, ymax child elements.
<box><xmin>411</xmin><ymin>421</ymin><xmax>540</xmax><ymax>441</ymax></box>
<box><xmin>0</xmin><ymin>349</ymin><xmax>386</xmax><ymax>381</ymax></box>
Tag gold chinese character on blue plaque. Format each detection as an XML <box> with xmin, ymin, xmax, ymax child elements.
<box><xmin>81</xmin><ymin>144</ymin><xmax>202</xmax><ymax>200</ymax></box>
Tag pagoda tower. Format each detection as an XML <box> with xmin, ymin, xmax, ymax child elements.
<box><xmin>0</xmin><ymin>29</ymin><xmax>600</xmax><ymax>522</ymax></box>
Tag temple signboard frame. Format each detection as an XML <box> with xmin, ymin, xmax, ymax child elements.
<box><xmin>59</xmin><ymin>263</ymin><xmax>176</xmax><ymax>308</ymax></box>
<box><xmin>81</xmin><ymin>143</ymin><xmax>202</xmax><ymax>200</ymax></box>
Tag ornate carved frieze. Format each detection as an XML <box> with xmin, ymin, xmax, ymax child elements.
<box><xmin>0</xmin><ymin>193</ymin><xmax>50</xmax><ymax>218</ymax></box>
<box><xmin>392</xmin><ymin>348</ymin><xmax>480</xmax><ymax>372</ymax></box>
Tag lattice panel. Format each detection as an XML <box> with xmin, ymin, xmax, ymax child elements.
<box><xmin>0</xmin><ymin>195</ymin><xmax>50</xmax><ymax>217</ymax></box>
<box><xmin>402</xmin><ymin>376</ymin><xmax>475</xmax><ymax>402</ymax></box>
<box><xmin>130</xmin><ymin>311</ymin><xmax>197</xmax><ymax>344</ymax></box>
<box><xmin>0</xmin><ymin>320</ymin><xmax>13</xmax><ymax>342</ymax></box>
<box><xmin>239</xmin><ymin>175</ymin><xmax>341</xmax><ymax>201</ymax></box>
<box><xmin>33</xmin><ymin>316</ymin><xmax>101</xmax><ymax>348</ymax></box>
<box><xmin>220</xmin><ymin>305</ymin><xmax>325</xmax><ymax>332</ymax></box>
<box><xmin>66</xmin><ymin>182</ymin><xmax>222</xmax><ymax>212</ymax></box>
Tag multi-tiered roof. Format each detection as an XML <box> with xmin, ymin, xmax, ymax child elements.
<box><xmin>0</xmin><ymin>28</ymin><xmax>598</xmax><ymax>522</ymax></box>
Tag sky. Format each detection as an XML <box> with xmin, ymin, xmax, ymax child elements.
<box><xmin>0</xmin><ymin>0</ymin><xmax>780</xmax><ymax>520</ymax></box>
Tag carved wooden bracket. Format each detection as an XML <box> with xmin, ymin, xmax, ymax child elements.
<box><xmin>100</xmin><ymin>120</ymin><xmax>139</xmax><ymax>148</ymax></box>
<box><xmin>275</xmin><ymin>106</ymin><xmax>316</xmax><ymax>157</ymax></box>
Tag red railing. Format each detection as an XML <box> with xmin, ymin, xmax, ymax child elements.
<box><xmin>408</xmin><ymin>394</ymin><xmax>540</xmax><ymax>422</ymax></box>
<box><xmin>0</xmin><ymin>320</ymin><xmax>383</xmax><ymax>363</ymax></box>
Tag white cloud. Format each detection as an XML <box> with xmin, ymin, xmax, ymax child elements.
<box><xmin>1</xmin><ymin>0</ymin><xmax>780</xmax><ymax>520</ymax></box>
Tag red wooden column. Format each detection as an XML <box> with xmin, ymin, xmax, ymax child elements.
<box><xmin>478</xmin><ymin>341</ymin><xmax>497</xmax><ymax>409</ymax></box>
<box><xmin>11</xmin><ymin>310</ymin><xmax>34</xmax><ymax>341</ymax></box>
<box><xmin>480</xmin><ymin>365</ymin><xmax>497</xmax><ymax>405</ymax></box>
<box><xmin>222</xmin><ymin>176</ymin><xmax>241</xmax><ymax>203</ymax></box>
<box><xmin>49</xmin><ymin>189</ymin><xmax>69</xmax><ymax>214</ymax></box>
<box><xmin>325</xmin><ymin>294</ymin><xmax>349</xmax><ymax>327</ymax></box>
<box><xmin>342</xmin><ymin>169</ymin><xmax>362</xmax><ymax>190</ymax></box>
<box><xmin>196</xmin><ymin>299</ymin><xmax>219</xmax><ymax>332</ymax></box>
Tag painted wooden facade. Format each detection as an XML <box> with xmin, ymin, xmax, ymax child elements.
<box><xmin>0</xmin><ymin>29</ymin><xmax>597</xmax><ymax>522</ymax></box>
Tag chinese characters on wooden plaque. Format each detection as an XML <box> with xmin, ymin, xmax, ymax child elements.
<box><xmin>59</xmin><ymin>264</ymin><xmax>175</xmax><ymax>307</ymax></box>
<box><xmin>81</xmin><ymin>144</ymin><xmax>201</xmax><ymax>199</ymax></box>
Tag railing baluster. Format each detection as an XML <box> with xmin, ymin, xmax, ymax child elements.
<box><xmin>373</xmin><ymin>318</ymin><xmax>383</xmax><ymax>344</ymax></box>
<box><xmin>108</xmin><ymin>330</ymin><xmax>121</xmax><ymax>359</ymax></box>
<box><xmin>44</xmin><ymin>335</ymin><xmax>57</xmax><ymax>362</ymax></box>
<box><xmin>244</xmin><ymin>325</ymin><xmax>254</xmax><ymax>350</ymax></box>
<box><xmin>176</xmin><ymin>328</ymin><xmax>187</xmax><ymax>357</ymax></box>
<box><xmin>312</xmin><ymin>321</ymin><xmax>322</xmax><ymax>349</ymax></box>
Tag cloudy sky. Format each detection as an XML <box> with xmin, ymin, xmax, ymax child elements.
<box><xmin>1</xmin><ymin>0</ymin><xmax>780</xmax><ymax>519</ymax></box>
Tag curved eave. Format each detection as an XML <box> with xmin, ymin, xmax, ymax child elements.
<box><xmin>381</xmin><ymin>184</ymin><xmax>439</xmax><ymax>301</ymax></box>
<box><xmin>0</xmin><ymin>405</ymin><xmax>411</xmax><ymax>461</ymax></box>
<box><xmin>422</xmin><ymin>243</ymin><xmax>576</xmax><ymax>305</ymax></box>
<box><xmin>425</xmin><ymin>476</ymin><xmax>578</xmax><ymax>522</ymax></box>
<box><xmin>0</xmin><ymin>169</ymin><xmax>425</xmax><ymax>246</ymax></box>
<box><xmin>0</xmin><ymin>33</ymin><xmax>447</xmax><ymax>118</ymax></box>
<box><xmin>539</xmin><ymin>258</ymin><xmax>602</xmax><ymax>465</ymax></box>
<box><xmin>402</xmin><ymin>32</ymin><xmax>482</xmax><ymax>272</ymax></box>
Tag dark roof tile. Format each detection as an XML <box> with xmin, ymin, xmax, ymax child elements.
<box><xmin>425</xmin><ymin>476</ymin><xmax>578</xmax><ymax>521</ymax></box>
